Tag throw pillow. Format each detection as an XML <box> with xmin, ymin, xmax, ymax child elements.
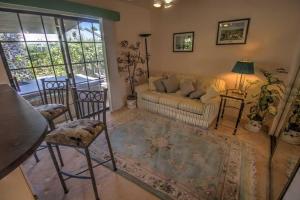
<box><xmin>153</xmin><ymin>78</ymin><xmax>166</xmax><ymax>93</ymax></box>
<box><xmin>180</xmin><ymin>79</ymin><xmax>195</xmax><ymax>96</ymax></box>
<box><xmin>189</xmin><ymin>88</ymin><xmax>206</xmax><ymax>99</ymax></box>
<box><xmin>162</xmin><ymin>75</ymin><xmax>179</xmax><ymax>93</ymax></box>
<box><xmin>200</xmin><ymin>86</ymin><xmax>219</xmax><ymax>103</ymax></box>
<box><xmin>149</xmin><ymin>76</ymin><xmax>162</xmax><ymax>91</ymax></box>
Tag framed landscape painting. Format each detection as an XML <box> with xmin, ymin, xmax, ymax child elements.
<box><xmin>216</xmin><ymin>18</ymin><xmax>250</xmax><ymax>45</ymax></box>
<box><xmin>173</xmin><ymin>32</ymin><xmax>194</xmax><ymax>52</ymax></box>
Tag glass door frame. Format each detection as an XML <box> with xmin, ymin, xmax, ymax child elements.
<box><xmin>0</xmin><ymin>7</ymin><xmax>107</xmax><ymax>97</ymax></box>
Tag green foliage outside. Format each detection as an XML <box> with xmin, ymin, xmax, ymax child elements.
<box><xmin>11</xmin><ymin>41</ymin><xmax>104</xmax><ymax>82</ymax></box>
<box><xmin>1</xmin><ymin>22</ymin><xmax>105</xmax><ymax>85</ymax></box>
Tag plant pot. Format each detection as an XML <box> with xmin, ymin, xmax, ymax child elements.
<box><xmin>245</xmin><ymin>120</ymin><xmax>262</xmax><ymax>133</ymax></box>
<box><xmin>281</xmin><ymin>130</ymin><xmax>300</xmax><ymax>145</ymax></box>
<box><xmin>127</xmin><ymin>95</ymin><xmax>137</xmax><ymax>109</ymax></box>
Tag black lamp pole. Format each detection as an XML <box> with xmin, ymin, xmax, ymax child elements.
<box><xmin>139</xmin><ymin>33</ymin><xmax>151</xmax><ymax>78</ymax></box>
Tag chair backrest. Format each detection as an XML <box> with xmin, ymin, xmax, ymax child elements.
<box><xmin>72</xmin><ymin>88</ymin><xmax>108</xmax><ymax>123</ymax></box>
<box><xmin>41</xmin><ymin>79</ymin><xmax>70</xmax><ymax>107</ymax></box>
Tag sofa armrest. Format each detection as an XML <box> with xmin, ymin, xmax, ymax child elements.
<box><xmin>201</xmin><ymin>96</ymin><xmax>220</xmax><ymax>119</ymax></box>
<box><xmin>136</xmin><ymin>83</ymin><xmax>149</xmax><ymax>94</ymax></box>
<box><xmin>201</xmin><ymin>86</ymin><xmax>220</xmax><ymax>104</ymax></box>
<box><xmin>204</xmin><ymin>96</ymin><xmax>220</xmax><ymax>105</ymax></box>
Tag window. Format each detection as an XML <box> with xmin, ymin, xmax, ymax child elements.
<box><xmin>0</xmin><ymin>9</ymin><xmax>107</xmax><ymax>97</ymax></box>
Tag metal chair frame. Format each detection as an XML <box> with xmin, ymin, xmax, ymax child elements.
<box><xmin>34</xmin><ymin>79</ymin><xmax>73</xmax><ymax>166</ymax></box>
<box><xmin>47</xmin><ymin>88</ymin><xmax>117</xmax><ymax>200</ymax></box>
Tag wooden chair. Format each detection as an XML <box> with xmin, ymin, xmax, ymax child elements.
<box><xmin>45</xmin><ymin>88</ymin><xmax>117</xmax><ymax>200</ymax></box>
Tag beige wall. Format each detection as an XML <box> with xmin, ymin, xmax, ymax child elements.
<box><xmin>150</xmin><ymin>0</ymin><xmax>300</xmax><ymax>87</ymax></box>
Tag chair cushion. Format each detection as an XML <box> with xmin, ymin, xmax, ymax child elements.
<box><xmin>35</xmin><ymin>104</ymin><xmax>67</xmax><ymax>120</ymax></box>
<box><xmin>178</xmin><ymin>99</ymin><xmax>204</xmax><ymax>114</ymax></box>
<box><xmin>159</xmin><ymin>95</ymin><xmax>183</xmax><ymax>108</ymax></box>
<box><xmin>141</xmin><ymin>91</ymin><xmax>162</xmax><ymax>103</ymax></box>
<box><xmin>45</xmin><ymin>119</ymin><xmax>105</xmax><ymax>148</ymax></box>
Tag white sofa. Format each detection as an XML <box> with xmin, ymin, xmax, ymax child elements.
<box><xmin>136</xmin><ymin>74</ymin><xmax>226</xmax><ymax>128</ymax></box>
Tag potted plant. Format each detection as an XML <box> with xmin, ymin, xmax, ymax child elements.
<box><xmin>281</xmin><ymin>90</ymin><xmax>300</xmax><ymax>144</ymax></box>
<box><xmin>117</xmin><ymin>40</ymin><xmax>146</xmax><ymax>109</ymax></box>
<box><xmin>245</xmin><ymin>70</ymin><xmax>285</xmax><ymax>132</ymax></box>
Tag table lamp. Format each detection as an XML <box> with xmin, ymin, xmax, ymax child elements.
<box><xmin>232</xmin><ymin>61</ymin><xmax>254</xmax><ymax>92</ymax></box>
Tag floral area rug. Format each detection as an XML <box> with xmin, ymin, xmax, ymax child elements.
<box><xmin>86</xmin><ymin>109</ymin><xmax>257</xmax><ymax>200</ymax></box>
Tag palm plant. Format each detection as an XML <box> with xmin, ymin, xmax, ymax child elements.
<box><xmin>117</xmin><ymin>40</ymin><xmax>146</xmax><ymax>100</ymax></box>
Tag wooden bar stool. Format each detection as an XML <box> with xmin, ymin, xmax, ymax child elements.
<box><xmin>34</xmin><ymin>79</ymin><xmax>73</xmax><ymax>165</ymax></box>
<box><xmin>45</xmin><ymin>88</ymin><xmax>117</xmax><ymax>200</ymax></box>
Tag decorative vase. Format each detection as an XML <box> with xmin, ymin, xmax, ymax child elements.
<box><xmin>245</xmin><ymin>120</ymin><xmax>262</xmax><ymax>133</ymax></box>
<box><xmin>127</xmin><ymin>99</ymin><xmax>137</xmax><ymax>109</ymax></box>
<box><xmin>281</xmin><ymin>130</ymin><xmax>300</xmax><ymax>145</ymax></box>
<box><xmin>127</xmin><ymin>95</ymin><xmax>137</xmax><ymax>109</ymax></box>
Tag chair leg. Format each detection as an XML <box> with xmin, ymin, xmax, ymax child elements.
<box><xmin>104</xmin><ymin>127</ymin><xmax>117</xmax><ymax>171</ymax></box>
<box><xmin>33</xmin><ymin>152</ymin><xmax>40</xmax><ymax>163</ymax></box>
<box><xmin>47</xmin><ymin>143</ymin><xmax>68</xmax><ymax>194</ymax></box>
<box><xmin>85</xmin><ymin>148</ymin><xmax>100</xmax><ymax>200</ymax></box>
<box><xmin>49</xmin><ymin>120</ymin><xmax>55</xmax><ymax>130</ymax></box>
<box><xmin>48</xmin><ymin>120</ymin><xmax>64</xmax><ymax>166</ymax></box>
<box><xmin>55</xmin><ymin>145</ymin><xmax>64</xmax><ymax>167</ymax></box>
<box><xmin>68</xmin><ymin>110</ymin><xmax>73</xmax><ymax>121</ymax></box>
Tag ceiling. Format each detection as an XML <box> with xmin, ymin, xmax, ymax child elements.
<box><xmin>117</xmin><ymin>0</ymin><xmax>153</xmax><ymax>8</ymax></box>
<box><xmin>117</xmin><ymin>0</ymin><xmax>178</xmax><ymax>9</ymax></box>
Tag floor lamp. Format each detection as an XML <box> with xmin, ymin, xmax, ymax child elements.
<box><xmin>139</xmin><ymin>33</ymin><xmax>152</xmax><ymax>78</ymax></box>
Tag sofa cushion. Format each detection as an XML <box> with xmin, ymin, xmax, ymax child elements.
<box><xmin>162</xmin><ymin>75</ymin><xmax>179</xmax><ymax>93</ymax></box>
<box><xmin>180</xmin><ymin>79</ymin><xmax>195</xmax><ymax>96</ymax></box>
<box><xmin>159</xmin><ymin>95</ymin><xmax>183</xmax><ymax>108</ymax></box>
<box><xmin>141</xmin><ymin>91</ymin><xmax>162</xmax><ymax>103</ymax></box>
<box><xmin>149</xmin><ymin>76</ymin><xmax>162</xmax><ymax>91</ymax></box>
<box><xmin>178</xmin><ymin>99</ymin><xmax>204</xmax><ymax>114</ymax></box>
<box><xmin>189</xmin><ymin>88</ymin><xmax>206</xmax><ymax>99</ymax></box>
<box><xmin>154</xmin><ymin>78</ymin><xmax>166</xmax><ymax>92</ymax></box>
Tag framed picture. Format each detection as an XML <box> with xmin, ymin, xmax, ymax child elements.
<box><xmin>216</xmin><ymin>18</ymin><xmax>250</xmax><ymax>45</ymax></box>
<box><xmin>173</xmin><ymin>32</ymin><xmax>194</xmax><ymax>52</ymax></box>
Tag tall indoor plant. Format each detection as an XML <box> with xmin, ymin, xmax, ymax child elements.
<box><xmin>117</xmin><ymin>40</ymin><xmax>146</xmax><ymax>108</ymax></box>
<box><xmin>245</xmin><ymin>70</ymin><xmax>285</xmax><ymax>132</ymax></box>
<box><xmin>281</xmin><ymin>89</ymin><xmax>300</xmax><ymax>144</ymax></box>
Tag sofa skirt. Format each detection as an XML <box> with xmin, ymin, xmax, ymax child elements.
<box><xmin>137</xmin><ymin>99</ymin><xmax>218</xmax><ymax>129</ymax></box>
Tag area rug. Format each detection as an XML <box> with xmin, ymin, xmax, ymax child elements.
<box><xmin>87</xmin><ymin>109</ymin><xmax>257</xmax><ymax>200</ymax></box>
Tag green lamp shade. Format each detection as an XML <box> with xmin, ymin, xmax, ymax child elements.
<box><xmin>232</xmin><ymin>61</ymin><xmax>254</xmax><ymax>74</ymax></box>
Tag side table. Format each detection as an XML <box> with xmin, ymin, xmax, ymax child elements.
<box><xmin>215</xmin><ymin>89</ymin><xmax>246</xmax><ymax>135</ymax></box>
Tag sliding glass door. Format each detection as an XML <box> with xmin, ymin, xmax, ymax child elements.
<box><xmin>0</xmin><ymin>8</ymin><xmax>107</xmax><ymax>97</ymax></box>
